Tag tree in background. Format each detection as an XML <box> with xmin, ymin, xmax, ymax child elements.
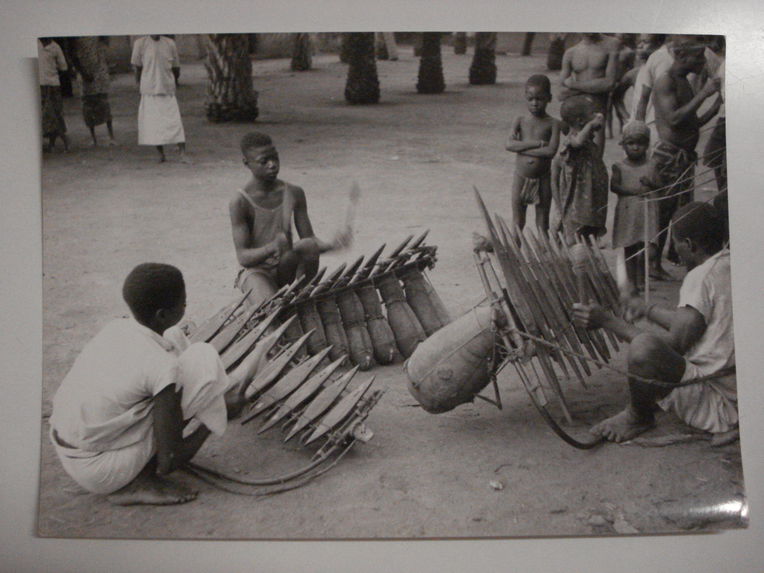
<box><xmin>204</xmin><ymin>34</ymin><xmax>259</xmax><ymax>122</ymax></box>
<box><xmin>344</xmin><ymin>33</ymin><xmax>380</xmax><ymax>104</ymax></box>
<box><xmin>521</xmin><ymin>32</ymin><xmax>536</xmax><ymax>56</ymax></box>
<box><xmin>453</xmin><ymin>32</ymin><xmax>467</xmax><ymax>55</ymax></box>
<box><xmin>416</xmin><ymin>33</ymin><xmax>445</xmax><ymax>94</ymax></box>
<box><xmin>339</xmin><ymin>33</ymin><xmax>352</xmax><ymax>63</ymax></box>
<box><xmin>291</xmin><ymin>33</ymin><xmax>312</xmax><ymax>71</ymax></box>
<box><xmin>546</xmin><ymin>33</ymin><xmax>567</xmax><ymax>71</ymax></box>
<box><xmin>469</xmin><ymin>32</ymin><xmax>497</xmax><ymax>85</ymax></box>
<box><xmin>375</xmin><ymin>32</ymin><xmax>390</xmax><ymax>60</ymax></box>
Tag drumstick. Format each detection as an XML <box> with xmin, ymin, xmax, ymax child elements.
<box><xmin>345</xmin><ymin>182</ymin><xmax>361</xmax><ymax>231</ymax></box>
<box><xmin>614</xmin><ymin>249</ymin><xmax>633</xmax><ymax>297</ymax></box>
<box><xmin>282</xmin><ymin>184</ymin><xmax>294</xmax><ymax>249</ymax></box>
<box><xmin>334</xmin><ymin>182</ymin><xmax>360</xmax><ymax>250</ymax></box>
<box><xmin>570</xmin><ymin>243</ymin><xmax>590</xmax><ymax>303</ymax></box>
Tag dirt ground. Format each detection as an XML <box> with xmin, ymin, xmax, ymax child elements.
<box><xmin>37</xmin><ymin>45</ymin><xmax>745</xmax><ymax>539</ymax></box>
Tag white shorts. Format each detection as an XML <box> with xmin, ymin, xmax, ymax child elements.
<box><xmin>51</xmin><ymin>426</ymin><xmax>155</xmax><ymax>494</ymax></box>
<box><xmin>657</xmin><ymin>362</ymin><xmax>738</xmax><ymax>434</ymax></box>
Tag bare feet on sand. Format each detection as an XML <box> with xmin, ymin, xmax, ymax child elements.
<box><xmin>649</xmin><ymin>267</ymin><xmax>673</xmax><ymax>281</ymax></box>
<box><xmin>710</xmin><ymin>427</ymin><xmax>740</xmax><ymax>447</ymax></box>
<box><xmin>106</xmin><ymin>473</ymin><xmax>197</xmax><ymax>506</ymax></box>
<box><xmin>590</xmin><ymin>407</ymin><xmax>655</xmax><ymax>443</ymax></box>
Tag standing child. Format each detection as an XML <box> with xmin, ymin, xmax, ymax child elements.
<box><xmin>72</xmin><ymin>36</ymin><xmax>117</xmax><ymax>147</ymax></box>
<box><xmin>505</xmin><ymin>74</ymin><xmax>561</xmax><ymax>232</ymax></box>
<box><xmin>551</xmin><ymin>95</ymin><xmax>609</xmax><ymax>244</ymax></box>
<box><xmin>49</xmin><ymin>263</ymin><xmax>253</xmax><ymax>505</ymax></box>
<box><xmin>610</xmin><ymin>121</ymin><xmax>660</xmax><ymax>293</ymax></box>
<box><xmin>38</xmin><ymin>37</ymin><xmax>70</xmax><ymax>152</ymax></box>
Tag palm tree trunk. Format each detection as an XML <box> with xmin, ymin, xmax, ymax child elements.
<box><xmin>375</xmin><ymin>32</ymin><xmax>389</xmax><ymax>60</ymax></box>
<box><xmin>546</xmin><ymin>33</ymin><xmax>567</xmax><ymax>71</ymax></box>
<box><xmin>521</xmin><ymin>32</ymin><xmax>535</xmax><ymax>56</ymax></box>
<box><xmin>416</xmin><ymin>33</ymin><xmax>445</xmax><ymax>94</ymax></box>
<box><xmin>453</xmin><ymin>32</ymin><xmax>467</xmax><ymax>55</ymax></box>
<box><xmin>413</xmin><ymin>33</ymin><xmax>423</xmax><ymax>57</ymax></box>
<box><xmin>469</xmin><ymin>32</ymin><xmax>497</xmax><ymax>85</ymax></box>
<box><xmin>204</xmin><ymin>34</ymin><xmax>259</xmax><ymax>122</ymax></box>
<box><xmin>339</xmin><ymin>33</ymin><xmax>352</xmax><ymax>63</ymax></box>
<box><xmin>291</xmin><ymin>33</ymin><xmax>312</xmax><ymax>71</ymax></box>
<box><xmin>344</xmin><ymin>33</ymin><xmax>380</xmax><ymax>104</ymax></box>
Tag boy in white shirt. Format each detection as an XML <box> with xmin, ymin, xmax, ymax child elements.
<box><xmin>573</xmin><ymin>203</ymin><xmax>736</xmax><ymax>445</ymax></box>
<box><xmin>50</xmin><ymin>263</ymin><xmax>253</xmax><ymax>505</ymax></box>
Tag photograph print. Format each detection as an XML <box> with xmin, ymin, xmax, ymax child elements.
<box><xmin>37</xmin><ymin>31</ymin><xmax>744</xmax><ymax>539</ymax></box>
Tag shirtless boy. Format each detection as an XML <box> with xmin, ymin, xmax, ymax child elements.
<box><xmin>651</xmin><ymin>35</ymin><xmax>722</xmax><ymax>273</ymax></box>
<box><xmin>230</xmin><ymin>132</ymin><xmax>350</xmax><ymax>306</ymax></box>
<box><xmin>573</xmin><ymin>203</ymin><xmax>736</xmax><ymax>446</ymax></box>
<box><xmin>50</xmin><ymin>264</ymin><xmax>252</xmax><ymax>505</ymax></box>
<box><xmin>559</xmin><ymin>33</ymin><xmax>618</xmax><ymax>156</ymax></box>
<box><xmin>505</xmin><ymin>74</ymin><xmax>561</xmax><ymax>232</ymax></box>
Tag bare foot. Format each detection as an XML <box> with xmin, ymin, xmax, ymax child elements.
<box><xmin>158</xmin><ymin>155</ymin><xmax>166</xmax><ymax>163</ymax></box>
<box><xmin>710</xmin><ymin>427</ymin><xmax>739</xmax><ymax>447</ymax></box>
<box><xmin>224</xmin><ymin>386</ymin><xmax>246</xmax><ymax>420</ymax></box>
<box><xmin>590</xmin><ymin>407</ymin><xmax>655</xmax><ymax>443</ymax></box>
<box><xmin>106</xmin><ymin>473</ymin><xmax>197</xmax><ymax>506</ymax></box>
<box><xmin>108</xmin><ymin>139</ymin><xmax>117</xmax><ymax>147</ymax></box>
<box><xmin>179</xmin><ymin>153</ymin><xmax>192</xmax><ymax>165</ymax></box>
<box><xmin>649</xmin><ymin>267</ymin><xmax>673</xmax><ymax>282</ymax></box>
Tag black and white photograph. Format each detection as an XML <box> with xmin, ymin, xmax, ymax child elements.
<box><xmin>36</xmin><ymin>30</ymin><xmax>744</xmax><ymax>539</ymax></box>
<box><xmin>3</xmin><ymin>0</ymin><xmax>764</xmax><ymax>571</ymax></box>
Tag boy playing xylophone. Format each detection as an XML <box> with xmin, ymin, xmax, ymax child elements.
<box><xmin>230</xmin><ymin>132</ymin><xmax>352</xmax><ymax>307</ymax></box>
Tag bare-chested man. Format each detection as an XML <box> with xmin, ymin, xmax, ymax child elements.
<box><xmin>559</xmin><ymin>33</ymin><xmax>618</xmax><ymax>156</ymax></box>
<box><xmin>651</xmin><ymin>35</ymin><xmax>722</xmax><ymax>276</ymax></box>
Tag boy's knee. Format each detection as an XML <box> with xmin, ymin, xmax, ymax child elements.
<box><xmin>628</xmin><ymin>333</ymin><xmax>667</xmax><ymax>371</ymax></box>
<box><xmin>241</xmin><ymin>271</ymin><xmax>277</xmax><ymax>307</ymax></box>
<box><xmin>294</xmin><ymin>237</ymin><xmax>320</xmax><ymax>259</ymax></box>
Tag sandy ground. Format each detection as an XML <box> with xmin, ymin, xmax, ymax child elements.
<box><xmin>38</xmin><ymin>46</ymin><xmax>745</xmax><ymax>539</ymax></box>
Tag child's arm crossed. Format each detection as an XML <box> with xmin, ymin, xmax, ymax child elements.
<box><xmin>505</xmin><ymin>117</ymin><xmax>545</xmax><ymax>153</ymax></box>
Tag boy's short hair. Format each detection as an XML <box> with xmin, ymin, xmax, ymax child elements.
<box><xmin>123</xmin><ymin>263</ymin><xmax>185</xmax><ymax>324</ymax></box>
<box><xmin>560</xmin><ymin>95</ymin><xmax>594</xmax><ymax>126</ymax></box>
<box><xmin>526</xmin><ymin>74</ymin><xmax>551</xmax><ymax>96</ymax></box>
<box><xmin>621</xmin><ymin>121</ymin><xmax>650</xmax><ymax>144</ymax></box>
<box><xmin>671</xmin><ymin>202</ymin><xmax>725</xmax><ymax>254</ymax></box>
<box><xmin>670</xmin><ymin>34</ymin><xmax>705</xmax><ymax>55</ymax></box>
<box><xmin>240</xmin><ymin>132</ymin><xmax>273</xmax><ymax>155</ymax></box>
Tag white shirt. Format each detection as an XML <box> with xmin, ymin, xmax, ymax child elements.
<box><xmin>130</xmin><ymin>36</ymin><xmax>179</xmax><ymax>96</ymax></box>
<box><xmin>716</xmin><ymin>59</ymin><xmax>725</xmax><ymax>118</ymax></box>
<box><xmin>631</xmin><ymin>44</ymin><xmax>673</xmax><ymax>123</ymax></box>
<box><xmin>50</xmin><ymin>318</ymin><xmax>180</xmax><ymax>452</ymax></box>
<box><xmin>679</xmin><ymin>249</ymin><xmax>735</xmax><ymax>377</ymax></box>
<box><xmin>37</xmin><ymin>40</ymin><xmax>68</xmax><ymax>87</ymax></box>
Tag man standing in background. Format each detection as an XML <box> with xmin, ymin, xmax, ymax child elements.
<box><xmin>73</xmin><ymin>36</ymin><xmax>116</xmax><ymax>147</ymax></box>
<box><xmin>38</xmin><ymin>37</ymin><xmax>70</xmax><ymax>152</ymax></box>
<box><xmin>130</xmin><ymin>35</ymin><xmax>189</xmax><ymax>163</ymax></box>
